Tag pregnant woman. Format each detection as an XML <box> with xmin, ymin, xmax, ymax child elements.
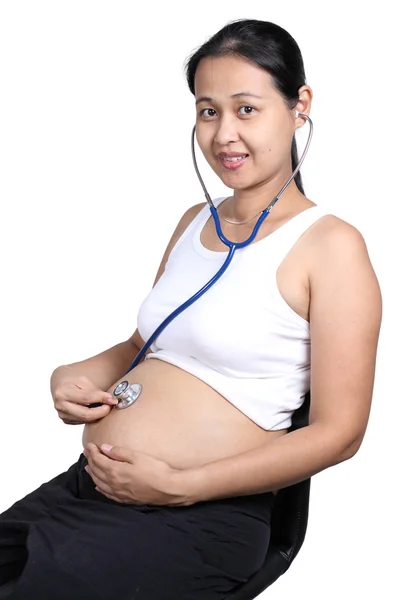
<box><xmin>0</xmin><ymin>18</ymin><xmax>382</xmax><ymax>600</ymax></box>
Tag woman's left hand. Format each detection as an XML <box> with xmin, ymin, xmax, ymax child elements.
<box><xmin>83</xmin><ymin>442</ymin><xmax>188</xmax><ymax>506</ymax></box>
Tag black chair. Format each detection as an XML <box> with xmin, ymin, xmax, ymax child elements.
<box><xmin>222</xmin><ymin>391</ymin><xmax>312</xmax><ymax>600</ymax></box>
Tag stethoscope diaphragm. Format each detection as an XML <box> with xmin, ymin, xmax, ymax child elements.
<box><xmin>112</xmin><ymin>380</ymin><xmax>142</xmax><ymax>409</ymax></box>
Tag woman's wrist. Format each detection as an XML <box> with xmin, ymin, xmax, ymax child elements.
<box><xmin>167</xmin><ymin>467</ymin><xmax>204</xmax><ymax>507</ymax></box>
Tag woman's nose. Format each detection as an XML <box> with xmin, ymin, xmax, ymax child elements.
<box><xmin>213</xmin><ymin>116</ymin><xmax>240</xmax><ymax>146</ymax></box>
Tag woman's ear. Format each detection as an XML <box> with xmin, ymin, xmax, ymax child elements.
<box><xmin>294</xmin><ymin>85</ymin><xmax>313</xmax><ymax>128</ymax></box>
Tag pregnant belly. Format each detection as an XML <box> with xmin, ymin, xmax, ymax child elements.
<box><xmin>82</xmin><ymin>357</ymin><xmax>287</xmax><ymax>471</ymax></box>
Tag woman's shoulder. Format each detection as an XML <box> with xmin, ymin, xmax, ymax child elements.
<box><xmin>182</xmin><ymin>200</ymin><xmax>208</xmax><ymax>223</ymax></box>
<box><xmin>305</xmin><ymin>208</ymin><xmax>377</xmax><ymax>301</ymax></box>
<box><xmin>310</xmin><ymin>209</ymin><xmax>367</xmax><ymax>253</ymax></box>
<box><xmin>295</xmin><ymin>203</ymin><xmax>374</xmax><ymax>290</ymax></box>
<box><xmin>167</xmin><ymin>200</ymin><xmax>208</xmax><ymax>244</ymax></box>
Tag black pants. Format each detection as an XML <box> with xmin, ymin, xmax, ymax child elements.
<box><xmin>0</xmin><ymin>453</ymin><xmax>275</xmax><ymax>599</ymax></box>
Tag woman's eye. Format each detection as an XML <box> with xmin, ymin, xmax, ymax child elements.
<box><xmin>238</xmin><ymin>106</ymin><xmax>255</xmax><ymax>115</ymax></box>
<box><xmin>199</xmin><ymin>106</ymin><xmax>255</xmax><ymax>118</ymax></box>
<box><xmin>200</xmin><ymin>108</ymin><xmax>217</xmax><ymax>118</ymax></box>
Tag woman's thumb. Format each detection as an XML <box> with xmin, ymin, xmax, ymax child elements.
<box><xmin>100</xmin><ymin>444</ymin><xmax>132</xmax><ymax>462</ymax></box>
<box><xmin>102</xmin><ymin>393</ymin><xmax>118</xmax><ymax>405</ymax></box>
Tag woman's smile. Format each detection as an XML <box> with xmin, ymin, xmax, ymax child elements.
<box><xmin>219</xmin><ymin>154</ymin><xmax>249</xmax><ymax>170</ymax></box>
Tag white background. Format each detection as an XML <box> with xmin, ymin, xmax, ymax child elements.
<box><xmin>0</xmin><ymin>1</ymin><xmax>408</xmax><ymax>598</ymax></box>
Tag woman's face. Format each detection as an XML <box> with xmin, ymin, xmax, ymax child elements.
<box><xmin>194</xmin><ymin>54</ymin><xmax>297</xmax><ymax>192</ymax></box>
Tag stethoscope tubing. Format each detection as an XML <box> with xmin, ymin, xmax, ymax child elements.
<box><xmin>124</xmin><ymin>245</ymin><xmax>236</xmax><ymax>374</ymax></box>
<box><xmin>124</xmin><ymin>114</ymin><xmax>312</xmax><ymax>376</ymax></box>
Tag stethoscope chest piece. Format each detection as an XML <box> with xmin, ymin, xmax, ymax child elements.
<box><xmin>113</xmin><ymin>380</ymin><xmax>142</xmax><ymax>409</ymax></box>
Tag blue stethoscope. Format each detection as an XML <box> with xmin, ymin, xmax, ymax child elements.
<box><xmin>109</xmin><ymin>114</ymin><xmax>313</xmax><ymax>409</ymax></box>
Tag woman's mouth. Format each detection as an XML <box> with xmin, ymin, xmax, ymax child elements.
<box><xmin>219</xmin><ymin>154</ymin><xmax>249</xmax><ymax>170</ymax></box>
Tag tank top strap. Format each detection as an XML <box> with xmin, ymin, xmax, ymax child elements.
<box><xmin>267</xmin><ymin>205</ymin><xmax>330</xmax><ymax>266</ymax></box>
<box><xmin>170</xmin><ymin>199</ymin><xmax>217</xmax><ymax>255</ymax></box>
<box><xmin>174</xmin><ymin>196</ymin><xmax>227</xmax><ymax>254</ymax></box>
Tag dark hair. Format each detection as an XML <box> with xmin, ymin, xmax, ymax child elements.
<box><xmin>184</xmin><ymin>18</ymin><xmax>308</xmax><ymax>195</ymax></box>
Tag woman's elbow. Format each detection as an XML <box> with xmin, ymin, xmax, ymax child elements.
<box><xmin>336</xmin><ymin>433</ymin><xmax>365</xmax><ymax>464</ymax></box>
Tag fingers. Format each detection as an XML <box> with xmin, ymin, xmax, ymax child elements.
<box><xmin>85</xmin><ymin>444</ymin><xmax>128</xmax><ymax>485</ymax></box>
<box><xmin>57</xmin><ymin>401</ymin><xmax>112</xmax><ymax>424</ymax></box>
<box><xmin>85</xmin><ymin>465</ymin><xmax>110</xmax><ymax>492</ymax></box>
<box><xmin>100</xmin><ymin>444</ymin><xmax>133</xmax><ymax>463</ymax></box>
<box><xmin>53</xmin><ymin>377</ymin><xmax>117</xmax><ymax>408</ymax></box>
<box><xmin>85</xmin><ymin>454</ymin><xmax>112</xmax><ymax>483</ymax></box>
<box><xmin>86</xmin><ymin>445</ymin><xmax>119</xmax><ymax>474</ymax></box>
<box><xmin>84</xmin><ymin>446</ymin><xmax>126</xmax><ymax>499</ymax></box>
<box><xmin>53</xmin><ymin>375</ymin><xmax>118</xmax><ymax>425</ymax></box>
<box><xmin>67</xmin><ymin>386</ymin><xmax>117</xmax><ymax>407</ymax></box>
<box><xmin>86</xmin><ymin>467</ymin><xmax>122</xmax><ymax>503</ymax></box>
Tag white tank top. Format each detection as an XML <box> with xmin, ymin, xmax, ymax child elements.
<box><xmin>137</xmin><ymin>196</ymin><xmax>330</xmax><ymax>431</ymax></box>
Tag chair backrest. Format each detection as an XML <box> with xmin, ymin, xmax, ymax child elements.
<box><xmin>223</xmin><ymin>391</ymin><xmax>311</xmax><ymax>600</ymax></box>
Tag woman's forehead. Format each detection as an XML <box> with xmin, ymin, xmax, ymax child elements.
<box><xmin>195</xmin><ymin>56</ymin><xmax>276</xmax><ymax>99</ymax></box>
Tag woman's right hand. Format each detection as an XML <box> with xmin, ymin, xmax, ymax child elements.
<box><xmin>53</xmin><ymin>375</ymin><xmax>118</xmax><ymax>425</ymax></box>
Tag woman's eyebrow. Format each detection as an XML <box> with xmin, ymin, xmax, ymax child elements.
<box><xmin>195</xmin><ymin>92</ymin><xmax>263</xmax><ymax>105</ymax></box>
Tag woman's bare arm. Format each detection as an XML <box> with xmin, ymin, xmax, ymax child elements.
<box><xmin>50</xmin><ymin>340</ymin><xmax>142</xmax><ymax>396</ymax></box>
<box><xmin>51</xmin><ymin>201</ymin><xmax>206</xmax><ymax>395</ymax></box>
